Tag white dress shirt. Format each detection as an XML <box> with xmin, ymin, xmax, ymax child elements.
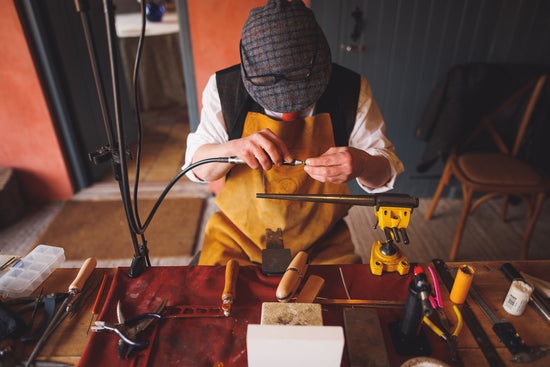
<box><xmin>184</xmin><ymin>73</ymin><xmax>404</xmax><ymax>193</ymax></box>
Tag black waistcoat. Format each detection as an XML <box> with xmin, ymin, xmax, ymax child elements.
<box><xmin>215</xmin><ymin>63</ymin><xmax>361</xmax><ymax>146</ymax></box>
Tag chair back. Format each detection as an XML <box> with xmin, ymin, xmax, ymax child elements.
<box><xmin>460</xmin><ymin>74</ymin><xmax>547</xmax><ymax>157</ymax></box>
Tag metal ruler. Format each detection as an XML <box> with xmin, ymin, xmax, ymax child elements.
<box><xmin>432</xmin><ymin>259</ymin><xmax>505</xmax><ymax>367</ymax></box>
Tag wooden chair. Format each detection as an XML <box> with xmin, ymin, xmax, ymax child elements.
<box><xmin>424</xmin><ymin>74</ymin><xmax>549</xmax><ymax>260</ymax></box>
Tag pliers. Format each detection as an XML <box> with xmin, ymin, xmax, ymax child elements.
<box><xmin>423</xmin><ymin>305</ymin><xmax>463</xmax><ymax>361</ymax></box>
<box><xmin>423</xmin><ymin>266</ymin><xmax>464</xmax><ymax>365</ymax></box>
<box><xmin>91</xmin><ymin>298</ymin><xmax>167</xmax><ymax>359</ymax></box>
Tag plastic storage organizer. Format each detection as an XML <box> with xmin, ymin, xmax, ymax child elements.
<box><xmin>0</xmin><ymin>245</ymin><xmax>65</xmax><ymax>298</ymax></box>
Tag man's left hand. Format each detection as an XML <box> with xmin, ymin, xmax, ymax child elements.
<box><xmin>304</xmin><ymin>147</ymin><xmax>391</xmax><ymax>189</ymax></box>
<box><xmin>304</xmin><ymin>147</ymin><xmax>365</xmax><ymax>184</ymax></box>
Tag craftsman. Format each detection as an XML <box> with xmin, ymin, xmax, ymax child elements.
<box><xmin>183</xmin><ymin>0</ymin><xmax>404</xmax><ymax>266</ymax></box>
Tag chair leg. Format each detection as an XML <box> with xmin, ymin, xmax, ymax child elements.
<box><xmin>520</xmin><ymin>192</ymin><xmax>545</xmax><ymax>260</ymax></box>
<box><xmin>425</xmin><ymin>161</ymin><xmax>453</xmax><ymax>220</ymax></box>
<box><xmin>449</xmin><ymin>187</ymin><xmax>474</xmax><ymax>261</ymax></box>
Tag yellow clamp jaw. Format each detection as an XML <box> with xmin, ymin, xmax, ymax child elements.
<box><xmin>375</xmin><ymin>206</ymin><xmax>412</xmax><ymax>244</ymax></box>
<box><xmin>370</xmin><ymin>206</ymin><xmax>414</xmax><ymax>276</ymax></box>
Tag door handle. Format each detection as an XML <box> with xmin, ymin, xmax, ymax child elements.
<box><xmin>340</xmin><ymin>6</ymin><xmax>364</xmax><ymax>53</ymax></box>
<box><xmin>341</xmin><ymin>44</ymin><xmax>365</xmax><ymax>53</ymax></box>
<box><xmin>350</xmin><ymin>6</ymin><xmax>363</xmax><ymax>42</ymax></box>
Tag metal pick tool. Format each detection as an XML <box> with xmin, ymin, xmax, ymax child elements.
<box><xmin>227</xmin><ymin>157</ymin><xmax>305</xmax><ymax>166</ymax></box>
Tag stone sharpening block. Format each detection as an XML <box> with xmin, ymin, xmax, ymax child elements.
<box><xmin>260</xmin><ymin>302</ymin><xmax>323</xmax><ymax>326</ymax></box>
<box><xmin>247</xmin><ymin>324</ymin><xmax>345</xmax><ymax>367</ymax></box>
<box><xmin>343</xmin><ymin>308</ymin><xmax>390</xmax><ymax>367</ymax></box>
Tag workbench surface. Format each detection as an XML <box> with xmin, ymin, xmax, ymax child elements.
<box><xmin>9</xmin><ymin>260</ymin><xmax>550</xmax><ymax>366</ymax></box>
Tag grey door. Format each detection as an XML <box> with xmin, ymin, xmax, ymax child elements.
<box><xmin>310</xmin><ymin>0</ymin><xmax>550</xmax><ymax>196</ymax></box>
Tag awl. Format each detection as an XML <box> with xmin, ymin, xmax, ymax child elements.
<box><xmin>26</xmin><ymin>258</ymin><xmax>97</xmax><ymax>367</ymax></box>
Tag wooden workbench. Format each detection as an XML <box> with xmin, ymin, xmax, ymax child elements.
<box><xmin>9</xmin><ymin>261</ymin><xmax>550</xmax><ymax>366</ymax></box>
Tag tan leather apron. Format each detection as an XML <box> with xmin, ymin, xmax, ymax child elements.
<box><xmin>198</xmin><ymin>112</ymin><xmax>362</xmax><ymax>266</ymax></box>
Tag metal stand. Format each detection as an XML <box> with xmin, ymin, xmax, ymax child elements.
<box><xmin>370</xmin><ymin>240</ymin><xmax>410</xmax><ymax>276</ymax></box>
<box><xmin>75</xmin><ymin>0</ymin><xmax>149</xmax><ymax>277</ymax></box>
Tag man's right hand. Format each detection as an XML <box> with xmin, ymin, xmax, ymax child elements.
<box><xmin>230</xmin><ymin>128</ymin><xmax>293</xmax><ymax>170</ymax></box>
<box><xmin>190</xmin><ymin>128</ymin><xmax>293</xmax><ymax>182</ymax></box>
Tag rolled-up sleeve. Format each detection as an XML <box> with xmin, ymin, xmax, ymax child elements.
<box><xmin>349</xmin><ymin>77</ymin><xmax>404</xmax><ymax>193</ymax></box>
<box><xmin>183</xmin><ymin>74</ymin><xmax>229</xmax><ymax>182</ymax></box>
<box><xmin>183</xmin><ymin>74</ymin><xmax>403</xmax><ymax>189</ymax></box>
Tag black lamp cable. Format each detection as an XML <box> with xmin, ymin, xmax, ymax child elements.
<box><xmin>131</xmin><ymin>1</ymin><xmax>147</xmax><ymax>233</ymax></box>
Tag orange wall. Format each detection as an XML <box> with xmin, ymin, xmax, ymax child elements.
<box><xmin>187</xmin><ymin>0</ymin><xmax>309</xmax><ymax>194</ymax></box>
<box><xmin>0</xmin><ymin>1</ymin><xmax>312</xmax><ymax>202</ymax></box>
<box><xmin>0</xmin><ymin>1</ymin><xmax>73</xmax><ymax>202</ymax></box>
<box><xmin>188</xmin><ymin>0</ymin><xmax>309</xmax><ymax>111</ymax></box>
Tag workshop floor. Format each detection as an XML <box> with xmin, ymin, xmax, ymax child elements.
<box><xmin>2</xmin><ymin>106</ymin><xmax>550</xmax><ymax>266</ymax></box>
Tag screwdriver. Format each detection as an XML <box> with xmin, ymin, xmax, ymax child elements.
<box><xmin>87</xmin><ymin>273</ymin><xmax>109</xmax><ymax>334</ymax></box>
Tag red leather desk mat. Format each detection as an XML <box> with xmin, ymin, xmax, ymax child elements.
<box><xmin>78</xmin><ymin>265</ymin><xmax>452</xmax><ymax>366</ymax></box>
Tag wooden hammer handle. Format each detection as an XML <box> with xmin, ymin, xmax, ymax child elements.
<box><xmin>222</xmin><ymin>259</ymin><xmax>240</xmax><ymax>301</ymax></box>
<box><xmin>276</xmin><ymin>251</ymin><xmax>308</xmax><ymax>302</ymax></box>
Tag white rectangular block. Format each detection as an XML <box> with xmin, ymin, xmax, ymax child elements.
<box><xmin>247</xmin><ymin>324</ymin><xmax>344</xmax><ymax>367</ymax></box>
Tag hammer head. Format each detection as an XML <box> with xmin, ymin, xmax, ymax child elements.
<box><xmin>261</xmin><ymin>248</ymin><xmax>291</xmax><ymax>276</ymax></box>
<box><xmin>261</xmin><ymin>228</ymin><xmax>291</xmax><ymax>276</ymax></box>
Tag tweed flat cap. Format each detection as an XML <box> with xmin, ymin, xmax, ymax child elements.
<box><xmin>240</xmin><ymin>0</ymin><xmax>332</xmax><ymax>113</ymax></box>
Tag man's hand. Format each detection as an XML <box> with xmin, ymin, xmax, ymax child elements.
<box><xmin>190</xmin><ymin>128</ymin><xmax>294</xmax><ymax>182</ymax></box>
<box><xmin>231</xmin><ymin>128</ymin><xmax>294</xmax><ymax>170</ymax></box>
<box><xmin>304</xmin><ymin>147</ymin><xmax>391</xmax><ymax>189</ymax></box>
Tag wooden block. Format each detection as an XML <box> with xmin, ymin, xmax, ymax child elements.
<box><xmin>295</xmin><ymin>275</ymin><xmax>325</xmax><ymax>303</ymax></box>
<box><xmin>261</xmin><ymin>302</ymin><xmax>322</xmax><ymax>326</ymax></box>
